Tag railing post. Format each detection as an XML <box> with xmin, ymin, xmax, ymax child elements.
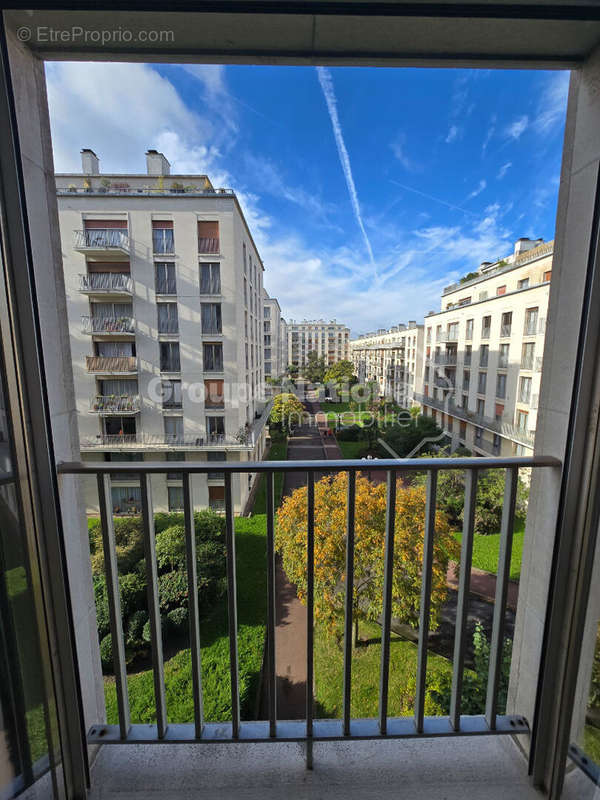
<box><xmin>306</xmin><ymin>471</ymin><xmax>315</xmax><ymax>770</ymax></box>
<box><xmin>266</xmin><ymin>471</ymin><xmax>277</xmax><ymax>737</ymax></box>
<box><xmin>342</xmin><ymin>470</ymin><xmax>356</xmax><ymax>736</ymax></box>
<box><xmin>224</xmin><ymin>473</ymin><xmax>240</xmax><ymax>737</ymax></box>
<box><xmin>415</xmin><ymin>470</ymin><xmax>437</xmax><ymax>734</ymax></box>
<box><xmin>183</xmin><ymin>474</ymin><xmax>203</xmax><ymax>739</ymax></box>
<box><xmin>379</xmin><ymin>470</ymin><xmax>396</xmax><ymax>735</ymax></box>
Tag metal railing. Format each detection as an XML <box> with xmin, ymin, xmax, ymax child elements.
<box><xmin>158</xmin><ymin>319</ymin><xmax>179</xmax><ymax>335</ymax></box>
<box><xmin>90</xmin><ymin>395</ymin><xmax>140</xmax><ymax>414</ymax></box>
<box><xmin>74</xmin><ymin>229</ymin><xmax>130</xmax><ymax>251</ymax></box>
<box><xmin>86</xmin><ymin>356</ymin><xmax>137</xmax><ymax>373</ymax></box>
<box><xmin>57</xmin><ymin>454</ymin><xmax>559</xmax><ymax>752</ymax></box>
<box><xmin>82</xmin><ymin>316</ymin><xmax>135</xmax><ymax>334</ymax></box>
<box><xmin>80</xmin><ymin>432</ymin><xmax>258</xmax><ymax>449</ymax></box>
<box><xmin>79</xmin><ymin>273</ymin><xmax>132</xmax><ymax>293</ymax></box>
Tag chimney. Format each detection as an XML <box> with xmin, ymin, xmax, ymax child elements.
<box><xmin>81</xmin><ymin>148</ymin><xmax>99</xmax><ymax>175</ymax></box>
<box><xmin>145</xmin><ymin>149</ymin><xmax>171</xmax><ymax>176</ymax></box>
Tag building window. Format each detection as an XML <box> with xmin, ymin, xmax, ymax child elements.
<box><xmin>462</xmin><ymin>370</ymin><xmax>470</xmax><ymax>391</ymax></box>
<box><xmin>496</xmin><ymin>373</ymin><xmax>507</xmax><ymax>399</ymax></box>
<box><xmin>264</xmin><ymin>320</ymin><xmax>271</xmax><ymax>333</ymax></box>
<box><xmin>499</xmin><ymin>343</ymin><xmax>509</xmax><ymax>368</ymax></box>
<box><xmin>203</xmin><ymin>342</ymin><xmax>223</xmax><ymax>372</ymax></box>
<box><xmin>164</xmin><ymin>415</ymin><xmax>183</xmax><ymax>443</ymax></box>
<box><xmin>459</xmin><ymin>421</ymin><xmax>467</xmax><ymax>440</ymax></box>
<box><xmin>207</xmin><ymin>451</ymin><xmax>226</xmax><ymax>480</ymax></box>
<box><xmin>495</xmin><ymin>403</ymin><xmax>504</xmax><ymax>421</ymax></box>
<box><xmin>426</xmin><ymin>328</ymin><xmax>431</xmax><ymax>343</ymax></box>
<box><xmin>436</xmin><ymin>325</ymin><xmax>442</xmax><ymax>342</ymax></box>
<box><xmin>157</xmin><ymin>302</ymin><xmax>179</xmax><ymax>334</ymax></box>
<box><xmin>168</xmin><ymin>486</ymin><xmax>184</xmax><ymax>512</ymax></box>
<box><xmin>264</xmin><ymin>334</ymin><xmax>271</xmax><ymax>346</ymax></box>
<box><xmin>462</xmin><ymin>393</ymin><xmax>468</xmax><ymax>409</ymax></box>
<box><xmin>543</xmin><ymin>270</ymin><xmax>552</xmax><ymax>282</ymax></box>
<box><xmin>448</xmin><ymin>322</ymin><xmax>459</xmax><ymax>341</ymax></box>
<box><xmin>160</xmin><ymin>341</ymin><xmax>180</xmax><ymax>372</ymax></box>
<box><xmin>166</xmin><ymin>451</ymin><xmax>184</xmax><ymax>480</ymax></box>
<box><xmin>493</xmin><ymin>434</ymin><xmax>501</xmax><ymax>454</ymax></box>
<box><xmin>476</xmin><ymin>398</ymin><xmax>485</xmax><ymax>417</ymax></box>
<box><xmin>111</xmin><ymin>486</ymin><xmax>142</xmax><ymax>515</ymax></box>
<box><xmin>204</xmin><ymin>379</ymin><xmax>225</xmax><ymax>409</ymax></box>
<box><xmin>521</xmin><ymin>342</ymin><xmax>535</xmax><ymax>370</ymax></box>
<box><xmin>465</xmin><ymin>319</ymin><xmax>474</xmax><ymax>340</ymax></box>
<box><xmin>201</xmin><ymin>303</ymin><xmax>222</xmax><ymax>334</ymax></box>
<box><xmin>524</xmin><ymin>307</ymin><xmax>539</xmax><ymax>336</ymax></box>
<box><xmin>264</xmin><ymin>306</ymin><xmax>270</xmax><ymax>318</ymax></box>
<box><xmin>475</xmin><ymin>426</ymin><xmax>483</xmax><ymax>442</ymax></box>
<box><xmin>496</xmin><ymin>285</ymin><xmax>507</xmax><ymax>296</ymax></box>
<box><xmin>155</xmin><ymin>262</ymin><xmax>176</xmax><ymax>294</ymax></box>
<box><xmin>501</xmin><ymin>312</ymin><xmax>512</xmax><ymax>337</ymax></box>
<box><xmin>479</xmin><ymin>344</ymin><xmax>489</xmax><ymax>367</ymax></box>
<box><xmin>209</xmin><ymin>485</ymin><xmax>225</xmax><ymax>512</ymax></box>
<box><xmin>464</xmin><ymin>344</ymin><xmax>472</xmax><ymax>366</ymax></box>
<box><xmin>206</xmin><ymin>416</ymin><xmax>225</xmax><ymax>441</ymax></box>
<box><xmin>519</xmin><ymin>376</ymin><xmax>532</xmax><ymax>404</ymax></box>
<box><xmin>481</xmin><ymin>315</ymin><xmax>491</xmax><ymax>339</ymax></box>
<box><xmin>264</xmin><ymin>348</ymin><xmax>272</xmax><ymax>360</ymax></box>
<box><xmin>478</xmin><ymin>372</ymin><xmax>487</xmax><ymax>395</ymax></box>
<box><xmin>518</xmin><ymin>277</ymin><xmax>530</xmax><ymax>289</ymax></box>
<box><xmin>516</xmin><ymin>410</ymin><xmax>529</xmax><ymax>432</ymax></box>
<box><xmin>152</xmin><ymin>220</ymin><xmax>174</xmax><ymax>254</ymax></box>
<box><xmin>200</xmin><ymin>262</ymin><xmax>221</xmax><ymax>294</ymax></box>
<box><xmin>161</xmin><ymin>379</ymin><xmax>182</xmax><ymax>408</ymax></box>
<box><xmin>198</xmin><ymin>221</ymin><xmax>219</xmax><ymax>254</ymax></box>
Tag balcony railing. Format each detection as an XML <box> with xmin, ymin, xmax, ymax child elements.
<box><xmin>82</xmin><ymin>316</ymin><xmax>135</xmax><ymax>334</ymax></box>
<box><xmin>90</xmin><ymin>395</ymin><xmax>140</xmax><ymax>414</ymax></box>
<box><xmin>416</xmin><ymin>393</ymin><xmax>536</xmax><ymax>447</ymax></box>
<box><xmin>79</xmin><ymin>432</ymin><xmax>259</xmax><ymax>449</ymax></box>
<box><xmin>86</xmin><ymin>356</ymin><xmax>137</xmax><ymax>373</ymax></box>
<box><xmin>79</xmin><ymin>273</ymin><xmax>133</xmax><ymax>293</ymax></box>
<box><xmin>198</xmin><ymin>237</ymin><xmax>220</xmax><ymax>254</ymax></box>
<box><xmin>158</xmin><ymin>319</ymin><xmax>179</xmax><ymax>335</ymax></box>
<box><xmin>74</xmin><ymin>229</ymin><xmax>130</xmax><ymax>252</ymax></box>
<box><xmin>57</xmin><ymin>454</ymin><xmax>559</xmax><ymax>751</ymax></box>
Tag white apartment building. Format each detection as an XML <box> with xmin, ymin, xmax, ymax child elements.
<box><xmin>350</xmin><ymin>321</ymin><xmax>424</xmax><ymax>407</ymax></box>
<box><xmin>262</xmin><ymin>290</ymin><xmax>284</xmax><ymax>379</ymax></box>
<box><xmin>286</xmin><ymin>319</ymin><xmax>350</xmax><ymax>368</ymax></box>
<box><xmin>57</xmin><ymin>148</ymin><xmax>271</xmax><ymax>515</ymax></box>
<box><xmin>279</xmin><ymin>317</ymin><xmax>289</xmax><ymax>375</ymax></box>
<box><xmin>418</xmin><ymin>237</ymin><xmax>553</xmax><ymax>456</ymax></box>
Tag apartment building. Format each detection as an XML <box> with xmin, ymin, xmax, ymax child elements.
<box><xmin>350</xmin><ymin>321</ymin><xmax>424</xmax><ymax>407</ymax></box>
<box><xmin>286</xmin><ymin>319</ymin><xmax>350</xmax><ymax>368</ymax></box>
<box><xmin>57</xmin><ymin>148</ymin><xmax>270</xmax><ymax>514</ymax></box>
<box><xmin>279</xmin><ymin>317</ymin><xmax>289</xmax><ymax>375</ymax></box>
<box><xmin>418</xmin><ymin>238</ymin><xmax>552</xmax><ymax>456</ymax></box>
<box><xmin>262</xmin><ymin>290</ymin><xmax>284</xmax><ymax>379</ymax></box>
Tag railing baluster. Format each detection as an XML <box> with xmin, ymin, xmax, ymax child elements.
<box><xmin>415</xmin><ymin>470</ymin><xmax>437</xmax><ymax>733</ymax></box>
<box><xmin>343</xmin><ymin>470</ymin><xmax>356</xmax><ymax>736</ymax></box>
<box><xmin>486</xmin><ymin>467</ymin><xmax>518</xmax><ymax>730</ymax></box>
<box><xmin>183</xmin><ymin>474</ymin><xmax>203</xmax><ymax>738</ymax></box>
<box><xmin>450</xmin><ymin>468</ymin><xmax>478</xmax><ymax>730</ymax></box>
<box><xmin>97</xmin><ymin>474</ymin><xmax>130</xmax><ymax>739</ymax></box>
<box><xmin>306</xmin><ymin>471</ymin><xmax>315</xmax><ymax>769</ymax></box>
<box><xmin>379</xmin><ymin>470</ymin><xmax>396</xmax><ymax>735</ymax></box>
<box><xmin>266</xmin><ymin>471</ymin><xmax>277</xmax><ymax>737</ymax></box>
<box><xmin>224</xmin><ymin>473</ymin><xmax>240</xmax><ymax>737</ymax></box>
<box><xmin>140</xmin><ymin>474</ymin><xmax>167</xmax><ymax>737</ymax></box>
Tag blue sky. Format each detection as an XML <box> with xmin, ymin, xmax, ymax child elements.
<box><xmin>46</xmin><ymin>63</ymin><xmax>568</xmax><ymax>335</ymax></box>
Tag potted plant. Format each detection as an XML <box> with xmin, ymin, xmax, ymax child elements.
<box><xmin>99</xmin><ymin>178</ymin><xmax>111</xmax><ymax>194</ymax></box>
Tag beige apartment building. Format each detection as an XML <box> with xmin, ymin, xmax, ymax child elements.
<box><xmin>57</xmin><ymin>148</ymin><xmax>271</xmax><ymax>514</ymax></box>
<box><xmin>286</xmin><ymin>319</ymin><xmax>350</xmax><ymax>368</ymax></box>
<box><xmin>418</xmin><ymin>237</ymin><xmax>552</xmax><ymax>456</ymax></box>
<box><xmin>262</xmin><ymin>290</ymin><xmax>284</xmax><ymax>379</ymax></box>
<box><xmin>350</xmin><ymin>321</ymin><xmax>424</xmax><ymax>407</ymax></box>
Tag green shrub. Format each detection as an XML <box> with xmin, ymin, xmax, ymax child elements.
<box><xmin>194</xmin><ymin>510</ymin><xmax>226</xmax><ymax>542</ymax></box>
<box><xmin>159</xmin><ymin>570</ymin><xmax>188</xmax><ymax>612</ymax></box>
<box><xmin>590</xmin><ymin>629</ymin><xmax>600</xmax><ymax>710</ymax></box>
<box><xmin>100</xmin><ymin>634</ymin><xmax>113</xmax><ymax>673</ymax></box>
<box><xmin>155</xmin><ymin>512</ymin><xmax>184</xmax><ymax>533</ymax></box>
<box><xmin>126</xmin><ymin>609</ymin><xmax>148</xmax><ymax>646</ymax></box>
<box><xmin>90</xmin><ymin>517</ymin><xmax>144</xmax><ymax>575</ymax></box>
<box><xmin>156</xmin><ymin>525</ymin><xmax>187</xmax><ymax>571</ymax></box>
<box><xmin>93</xmin><ymin>576</ymin><xmax>110</xmax><ymax>639</ymax></box>
<box><xmin>336</xmin><ymin>424</ymin><xmax>364</xmax><ymax>442</ymax></box>
<box><xmin>167</xmin><ymin>607</ymin><xmax>188</xmax><ymax>634</ymax></box>
<box><xmin>119</xmin><ymin>572</ymin><xmax>146</xmax><ymax>618</ymax></box>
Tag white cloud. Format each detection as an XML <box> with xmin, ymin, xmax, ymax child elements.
<box><xmin>505</xmin><ymin>115</ymin><xmax>529</xmax><ymax>141</ymax></box>
<box><xmin>445</xmin><ymin>125</ymin><xmax>460</xmax><ymax>143</ymax></box>
<box><xmin>390</xmin><ymin>133</ymin><xmax>417</xmax><ymax>171</ymax></box>
<box><xmin>316</xmin><ymin>67</ymin><xmax>375</xmax><ymax>266</ymax></box>
<box><xmin>497</xmin><ymin>162</ymin><xmax>512</xmax><ymax>179</ymax></box>
<box><xmin>534</xmin><ymin>72</ymin><xmax>569</xmax><ymax>134</ymax></box>
<box><xmin>482</xmin><ymin>114</ymin><xmax>496</xmax><ymax>154</ymax></box>
<box><xmin>466</xmin><ymin>179</ymin><xmax>487</xmax><ymax>201</ymax></box>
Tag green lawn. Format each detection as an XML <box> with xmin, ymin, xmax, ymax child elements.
<box><xmin>104</xmin><ymin>515</ymin><xmax>267</xmax><ymax>723</ymax></box>
<box><xmin>338</xmin><ymin>440</ymin><xmax>368</xmax><ymax>459</ymax></box>
<box><xmin>454</xmin><ymin>518</ymin><xmax>525</xmax><ymax>580</ymax></box>
<box><xmin>583</xmin><ymin>724</ymin><xmax>600</xmax><ymax>765</ymax></box>
<box><xmin>314</xmin><ymin>621</ymin><xmax>454</xmax><ymax>718</ymax></box>
<box><xmin>251</xmin><ymin>438</ymin><xmax>288</xmax><ymax>514</ymax></box>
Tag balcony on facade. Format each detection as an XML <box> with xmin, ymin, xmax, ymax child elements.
<box><xmin>73</xmin><ymin>229</ymin><xmax>130</xmax><ymax>255</ymax></box>
<box><xmin>86</xmin><ymin>355</ymin><xmax>137</xmax><ymax>374</ymax></box>
<box><xmin>89</xmin><ymin>395</ymin><xmax>140</xmax><ymax>415</ymax></box>
<box><xmin>79</xmin><ymin>273</ymin><xmax>133</xmax><ymax>295</ymax></box>
<box><xmin>82</xmin><ymin>315</ymin><xmax>135</xmax><ymax>335</ymax></box>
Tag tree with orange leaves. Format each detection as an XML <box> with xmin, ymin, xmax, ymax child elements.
<box><xmin>276</xmin><ymin>472</ymin><xmax>458</xmax><ymax>646</ymax></box>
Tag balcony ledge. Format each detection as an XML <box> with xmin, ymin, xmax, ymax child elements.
<box><xmin>84</xmin><ymin>735</ymin><xmax>570</xmax><ymax>800</ymax></box>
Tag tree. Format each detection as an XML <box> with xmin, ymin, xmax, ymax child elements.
<box><xmin>286</xmin><ymin>363</ymin><xmax>299</xmax><ymax>380</ymax></box>
<box><xmin>276</xmin><ymin>473</ymin><xmax>458</xmax><ymax>646</ymax></box>
<box><xmin>324</xmin><ymin>360</ymin><xmax>356</xmax><ymax>389</ymax></box>
<box><xmin>413</xmin><ymin>451</ymin><xmax>529</xmax><ymax>535</ymax></box>
<box><xmin>375</xmin><ymin>414</ymin><xmax>444</xmax><ymax>458</ymax></box>
<box><xmin>304</xmin><ymin>350</ymin><xmax>327</xmax><ymax>384</ymax></box>
<box><xmin>269</xmin><ymin>392</ymin><xmax>305</xmax><ymax>433</ymax></box>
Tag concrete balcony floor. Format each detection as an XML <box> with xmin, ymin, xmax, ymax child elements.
<box><xmin>82</xmin><ymin>735</ymin><xmax>597</xmax><ymax>800</ymax></box>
